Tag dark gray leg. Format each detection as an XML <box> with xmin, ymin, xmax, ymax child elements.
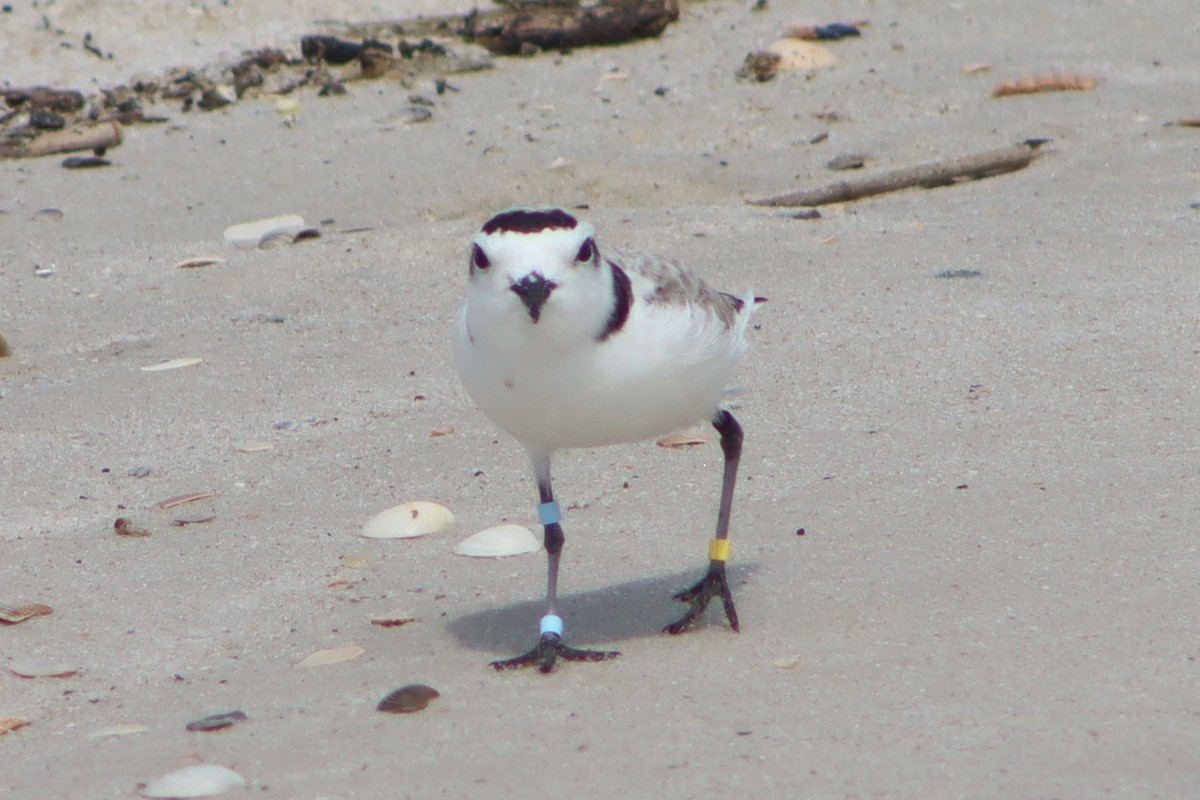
<box><xmin>665</xmin><ymin>408</ymin><xmax>742</xmax><ymax>634</ymax></box>
<box><xmin>490</xmin><ymin>453</ymin><xmax>621</xmax><ymax>672</ymax></box>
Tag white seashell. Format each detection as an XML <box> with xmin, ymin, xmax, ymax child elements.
<box><xmin>141</xmin><ymin>357</ymin><xmax>203</xmax><ymax>372</ymax></box>
<box><xmin>223</xmin><ymin>214</ymin><xmax>306</xmax><ymax>249</ymax></box>
<box><xmin>235</xmin><ymin>441</ymin><xmax>273</xmax><ymax>453</ymax></box>
<box><xmin>142</xmin><ymin>764</ymin><xmax>246</xmax><ymax>798</ymax></box>
<box><xmin>274</xmin><ymin>98</ymin><xmax>302</xmax><ymax>116</ymax></box>
<box><xmin>8</xmin><ymin>657</ymin><xmax>78</xmax><ymax>678</ymax></box>
<box><xmin>361</xmin><ymin>501</ymin><xmax>454</xmax><ymax>539</ymax></box>
<box><xmin>453</xmin><ymin>524</ymin><xmax>541</xmax><ymax>558</ymax></box>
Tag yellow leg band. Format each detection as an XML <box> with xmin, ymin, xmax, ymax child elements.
<box><xmin>708</xmin><ymin>538</ymin><xmax>731</xmax><ymax>562</ymax></box>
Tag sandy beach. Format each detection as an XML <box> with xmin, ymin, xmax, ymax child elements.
<box><xmin>2</xmin><ymin>1</ymin><xmax>1198</xmax><ymax>797</ymax></box>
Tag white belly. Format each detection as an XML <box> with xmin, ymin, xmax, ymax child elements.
<box><xmin>453</xmin><ymin>301</ymin><xmax>744</xmax><ymax>453</ymax></box>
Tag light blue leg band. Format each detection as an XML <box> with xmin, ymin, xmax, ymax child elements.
<box><xmin>540</xmin><ymin>614</ymin><xmax>564</xmax><ymax>637</ymax></box>
<box><xmin>537</xmin><ymin>500</ymin><xmax>561</xmax><ymax>526</ymax></box>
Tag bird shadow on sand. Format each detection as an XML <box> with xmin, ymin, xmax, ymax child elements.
<box><xmin>446</xmin><ymin>563</ymin><xmax>757</xmax><ymax>654</ymax></box>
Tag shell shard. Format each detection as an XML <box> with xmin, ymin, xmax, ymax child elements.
<box><xmin>453</xmin><ymin>524</ymin><xmax>540</xmax><ymax>558</ymax></box>
<box><xmin>0</xmin><ymin>603</ymin><xmax>53</xmax><ymax>624</ymax></box>
<box><xmin>360</xmin><ymin>501</ymin><xmax>455</xmax><ymax>539</ymax></box>
<box><xmin>295</xmin><ymin>645</ymin><xmax>365</xmax><ymax>667</ymax></box>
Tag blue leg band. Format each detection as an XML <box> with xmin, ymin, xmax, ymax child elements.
<box><xmin>537</xmin><ymin>500</ymin><xmax>561</xmax><ymax>526</ymax></box>
<box><xmin>540</xmin><ymin>614</ymin><xmax>564</xmax><ymax>637</ymax></box>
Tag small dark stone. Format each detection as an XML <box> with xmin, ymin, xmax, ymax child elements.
<box><xmin>301</xmin><ymin>34</ymin><xmax>362</xmax><ymax>65</ymax></box>
<box><xmin>826</xmin><ymin>153</ymin><xmax>866</xmax><ymax>171</ymax></box>
<box><xmin>29</xmin><ymin>109</ymin><xmax>66</xmax><ymax>129</ymax></box>
<box><xmin>935</xmin><ymin>268</ymin><xmax>984</xmax><ymax>279</ymax></box>
<box><xmin>62</xmin><ymin>156</ymin><xmax>110</xmax><ymax>169</ymax></box>
<box><xmin>186</xmin><ymin>710</ymin><xmax>249</xmax><ymax>732</ymax></box>
<box><xmin>813</xmin><ymin>23</ymin><xmax>861</xmax><ymax>40</ymax></box>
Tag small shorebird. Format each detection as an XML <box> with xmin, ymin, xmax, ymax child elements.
<box><xmin>452</xmin><ymin>206</ymin><xmax>761</xmax><ymax>672</ymax></box>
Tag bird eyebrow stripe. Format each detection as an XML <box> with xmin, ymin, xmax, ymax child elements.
<box><xmin>597</xmin><ymin>261</ymin><xmax>633</xmax><ymax>342</ymax></box>
<box><xmin>482</xmin><ymin>208</ymin><xmax>578</xmax><ymax>235</ymax></box>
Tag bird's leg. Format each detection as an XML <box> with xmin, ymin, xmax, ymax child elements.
<box><xmin>490</xmin><ymin>454</ymin><xmax>621</xmax><ymax>673</ymax></box>
<box><xmin>665</xmin><ymin>408</ymin><xmax>743</xmax><ymax>634</ymax></box>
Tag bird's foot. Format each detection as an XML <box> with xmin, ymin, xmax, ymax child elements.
<box><xmin>665</xmin><ymin>559</ymin><xmax>740</xmax><ymax>634</ymax></box>
<box><xmin>490</xmin><ymin>633</ymin><xmax>620</xmax><ymax>673</ymax></box>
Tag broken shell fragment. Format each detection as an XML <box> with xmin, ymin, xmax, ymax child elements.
<box><xmin>453</xmin><ymin>524</ymin><xmax>540</xmax><ymax>558</ymax></box>
<box><xmin>368</xmin><ymin>611</ymin><xmax>417</xmax><ymax>628</ymax></box>
<box><xmin>89</xmin><ymin>723</ymin><xmax>149</xmax><ymax>738</ymax></box>
<box><xmin>0</xmin><ymin>603</ymin><xmax>53</xmax><ymax>624</ymax></box>
<box><xmin>0</xmin><ymin>717</ymin><xmax>31</xmax><ymax>735</ymax></box>
<box><xmin>8</xmin><ymin>658</ymin><xmax>78</xmax><ymax>678</ymax></box>
<box><xmin>361</xmin><ymin>501</ymin><xmax>455</xmax><ymax>539</ymax></box>
<box><xmin>296</xmin><ymin>645</ymin><xmax>365</xmax><ymax>667</ymax></box>
<box><xmin>174</xmin><ymin>256</ymin><xmax>225</xmax><ymax>269</ymax></box>
<box><xmin>223</xmin><ymin>214</ymin><xmax>307</xmax><ymax>249</ymax></box>
<box><xmin>656</xmin><ymin>431</ymin><xmax>713</xmax><ymax>448</ymax></box>
<box><xmin>377</xmin><ymin>683</ymin><xmax>439</xmax><ymax>714</ymax></box>
<box><xmin>115</xmin><ymin>518</ymin><xmax>151</xmax><ymax>537</ymax></box>
<box><xmin>186</xmin><ymin>710</ymin><xmax>248</xmax><ymax>732</ymax></box>
<box><xmin>141</xmin><ymin>357</ymin><xmax>203</xmax><ymax>372</ymax></box>
<box><xmin>142</xmin><ymin>764</ymin><xmax>246</xmax><ymax>798</ymax></box>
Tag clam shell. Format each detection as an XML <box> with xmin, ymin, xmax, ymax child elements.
<box><xmin>142</xmin><ymin>764</ymin><xmax>246</xmax><ymax>798</ymax></box>
<box><xmin>453</xmin><ymin>524</ymin><xmax>540</xmax><ymax>558</ymax></box>
<box><xmin>223</xmin><ymin>214</ymin><xmax>306</xmax><ymax>249</ymax></box>
<box><xmin>173</xmin><ymin>256</ymin><xmax>224</xmax><ymax>269</ymax></box>
<box><xmin>8</xmin><ymin>657</ymin><xmax>78</xmax><ymax>678</ymax></box>
<box><xmin>377</xmin><ymin>684</ymin><xmax>439</xmax><ymax>714</ymax></box>
<box><xmin>0</xmin><ymin>603</ymin><xmax>53</xmax><ymax>624</ymax></box>
<box><xmin>361</xmin><ymin>501</ymin><xmax>454</xmax><ymax>539</ymax></box>
<box><xmin>367</xmin><ymin>610</ymin><xmax>416</xmax><ymax>628</ymax></box>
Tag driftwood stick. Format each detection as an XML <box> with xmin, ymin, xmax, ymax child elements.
<box><xmin>747</xmin><ymin>139</ymin><xmax>1047</xmax><ymax>207</ymax></box>
<box><xmin>0</xmin><ymin>120</ymin><xmax>123</xmax><ymax>159</ymax></box>
<box><xmin>475</xmin><ymin>0</ymin><xmax>680</xmax><ymax>54</ymax></box>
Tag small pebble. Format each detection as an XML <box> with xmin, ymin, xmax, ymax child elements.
<box><xmin>185</xmin><ymin>710</ymin><xmax>248</xmax><ymax>732</ymax></box>
<box><xmin>62</xmin><ymin>156</ymin><xmax>111</xmax><ymax>169</ymax></box>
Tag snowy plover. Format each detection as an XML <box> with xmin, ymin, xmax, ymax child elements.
<box><xmin>452</xmin><ymin>206</ymin><xmax>761</xmax><ymax>672</ymax></box>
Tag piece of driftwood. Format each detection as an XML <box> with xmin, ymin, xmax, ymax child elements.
<box><xmin>747</xmin><ymin>140</ymin><xmax>1047</xmax><ymax>207</ymax></box>
<box><xmin>0</xmin><ymin>120</ymin><xmax>123</xmax><ymax>159</ymax></box>
<box><xmin>472</xmin><ymin>0</ymin><xmax>680</xmax><ymax>55</ymax></box>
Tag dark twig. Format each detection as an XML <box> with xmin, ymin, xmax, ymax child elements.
<box><xmin>747</xmin><ymin>139</ymin><xmax>1048</xmax><ymax>208</ymax></box>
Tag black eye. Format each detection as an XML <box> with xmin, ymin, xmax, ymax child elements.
<box><xmin>575</xmin><ymin>238</ymin><xmax>595</xmax><ymax>263</ymax></box>
<box><xmin>471</xmin><ymin>244</ymin><xmax>490</xmax><ymax>270</ymax></box>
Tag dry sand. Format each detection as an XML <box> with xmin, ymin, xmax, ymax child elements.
<box><xmin>2</xmin><ymin>1</ymin><xmax>1198</xmax><ymax>797</ymax></box>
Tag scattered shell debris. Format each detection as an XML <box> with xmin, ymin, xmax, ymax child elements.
<box><xmin>156</xmin><ymin>491</ymin><xmax>217</xmax><ymax>510</ymax></box>
<box><xmin>368</xmin><ymin>611</ymin><xmax>417</xmax><ymax>628</ymax></box>
<box><xmin>89</xmin><ymin>723</ymin><xmax>149</xmax><ymax>738</ymax></box>
<box><xmin>296</xmin><ymin>645</ymin><xmax>365</xmax><ymax>667</ymax></box>
<box><xmin>961</xmin><ymin>62</ymin><xmax>992</xmax><ymax>75</ymax></box>
<box><xmin>0</xmin><ymin>332</ymin><xmax>11</xmax><ymax>358</ymax></box>
<box><xmin>8</xmin><ymin>658</ymin><xmax>78</xmax><ymax>678</ymax></box>
<box><xmin>171</xmin><ymin>515</ymin><xmax>217</xmax><ymax>527</ymax></box>
<box><xmin>0</xmin><ymin>603</ymin><xmax>53</xmax><ymax>625</ymax></box>
<box><xmin>114</xmin><ymin>518</ymin><xmax>152</xmax><ymax>537</ymax></box>
<box><xmin>361</xmin><ymin>501</ymin><xmax>455</xmax><ymax>539</ymax></box>
<box><xmin>453</xmin><ymin>524</ymin><xmax>541</xmax><ymax>558</ymax></box>
<box><xmin>141</xmin><ymin>764</ymin><xmax>246</xmax><ymax>798</ymax></box>
<box><xmin>0</xmin><ymin>717</ymin><xmax>31</xmax><ymax>736</ymax></box>
<box><xmin>656</xmin><ymin>431</ymin><xmax>714</xmax><ymax>448</ymax></box>
<box><xmin>140</xmin><ymin>357</ymin><xmax>203</xmax><ymax>372</ymax></box>
<box><xmin>186</xmin><ymin>710</ymin><xmax>248</xmax><ymax>732</ymax></box>
<box><xmin>174</xmin><ymin>256</ymin><xmax>225</xmax><ymax>269</ymax></box>
<box><xmin>223</xmin><ymin>214</ymin><xmax>314</xmax><ymax>249</ymax></box>
<box><xmin>377</xmin><ymin>684</ymin><xmax>439</xmax><ymax>714</ymax></box>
